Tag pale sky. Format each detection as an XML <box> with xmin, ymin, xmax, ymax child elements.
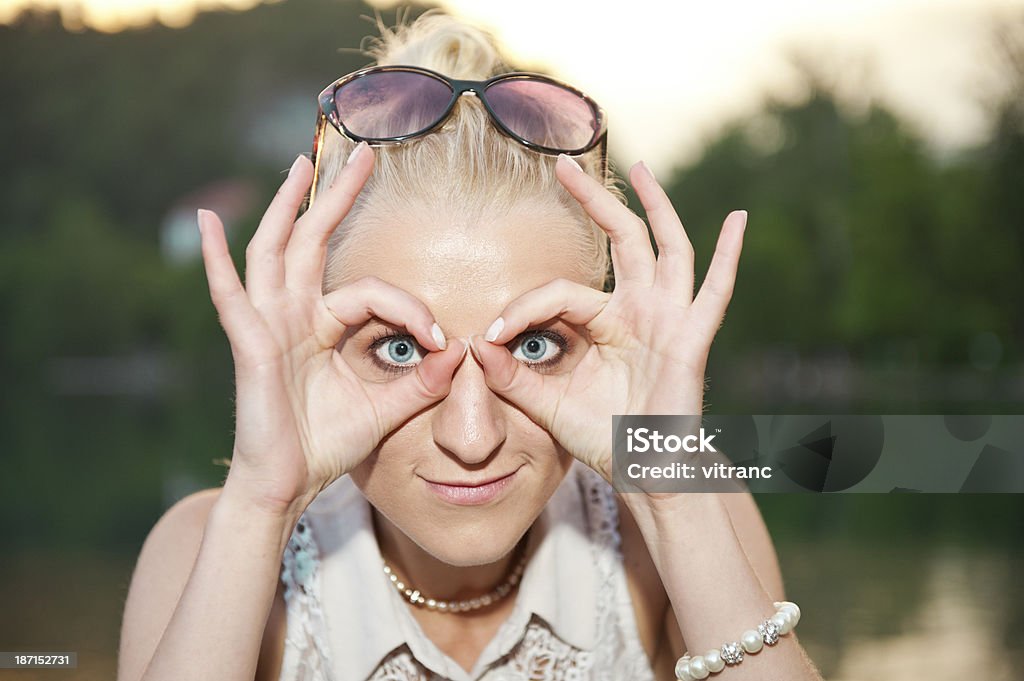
<box><xmin>3</xmin><ymin>0</ymin><xmax>1021</xmax><ymax>175</ymax></box>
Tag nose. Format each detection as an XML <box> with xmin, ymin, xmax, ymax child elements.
<box><xmin>431</xmin><ymin>336</ymin><xmax>507</xmax><ymax>466</ymax></box>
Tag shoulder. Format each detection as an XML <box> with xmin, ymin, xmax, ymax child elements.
<box><xmin>118</xmin><ymin>487</ymin><xmax>287</xmax><ymax>681</ymax></box>
<box><xmin>126</xmin><ymin>487</ymin><xmax>226</xmax><ymax>598</ymax></box>
<box><xmin>118</xmin><ymin>488</ymin><xmax>221</xmax><ymax>681</ymax></box>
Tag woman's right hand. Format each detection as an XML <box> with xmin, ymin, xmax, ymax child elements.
<box><xmin>197</xmin><ymin>144</ymin><xmax>466</xmax><ymax>518</ymax></box>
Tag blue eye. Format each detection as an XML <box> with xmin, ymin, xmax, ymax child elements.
<box><xmin>370</xmin><ymin>334</ymin><xmax>425</xmax><ymax>371</ymax></box>
<box><xmin>510</xmin><ymin>330</ymin><xmax>567</xmax><ymax>366</ymax></box>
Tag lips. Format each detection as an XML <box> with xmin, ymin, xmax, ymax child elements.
<box><xmin>422</xmin><ymin>467</ymin><xmax>520</xmax><ymax>506</ymax></box>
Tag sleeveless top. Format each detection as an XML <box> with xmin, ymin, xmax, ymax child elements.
<box><xmin>277</xmin><ymin>460</ymin><xmax>657</xmax><ymax>681</ymax></box>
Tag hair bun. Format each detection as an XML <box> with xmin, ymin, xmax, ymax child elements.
<box><xmin>365</xmin><ymin>9</ymin><xmax>511</xmax><ymax>79</ymax></box>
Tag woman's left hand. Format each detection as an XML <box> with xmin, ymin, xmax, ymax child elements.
<box><xmin>472</xmin><ymin>155</ymin><xmax>747</xmax><ymax>483</ymax></box>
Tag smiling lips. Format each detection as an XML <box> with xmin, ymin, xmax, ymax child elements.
<box><xmin>423</xmin><ymin>468</ymin><xmax>519</xmax><ymax>506</ymax></box>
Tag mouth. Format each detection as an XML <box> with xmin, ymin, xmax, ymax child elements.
<box><xmin>421</xmin><ymin>466</ymin><xmax>522</xmax><ymax>506</ymax></box>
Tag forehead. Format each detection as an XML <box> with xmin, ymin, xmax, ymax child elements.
<box><xmin>334</xmin><ymin>206</ymin><xmax>587</xmax><ymax>334</ymax></box>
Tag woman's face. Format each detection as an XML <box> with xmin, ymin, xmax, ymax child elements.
<box><xmin>334</xmin><ymin>201</ymin><xmax>592</xmax><ymax>567</ymax></box>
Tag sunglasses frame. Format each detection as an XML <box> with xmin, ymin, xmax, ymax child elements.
<box><xmin>305</xmin><ymin>64</ymin><xmax>609</xmax><ymax>207</ymax></box>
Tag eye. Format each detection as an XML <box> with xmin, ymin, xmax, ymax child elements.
<box><xmin>368</xmin><ymin>333</ymin><xmax>425</xmax><ymax>374</ymax></box>
<box><xmin>509</xmin><ymin>330</ymin><xmax>570</xmax><ymax>369</ymax></box>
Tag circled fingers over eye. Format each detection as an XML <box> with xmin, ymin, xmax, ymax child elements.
<box><xmin>360</xmin><ymin>337</ymin><xmax>468</xmax><ymax>433</ymax></box>
<box><xmin>481</xmin><ymin>278</ymin><xmax>610</xmax><ymax>346</ymax></box>
<box><xmin>320</xmin><ymin>275</ymin><xmax>447</xmax><ymax>354</ymax></box>
<box><xmin>285</xmin><ymin>142</ymin><xmax>373</xmax><ymax>292</ymax></box>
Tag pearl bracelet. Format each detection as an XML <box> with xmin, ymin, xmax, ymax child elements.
<box><xmin>674</xmin><ymin>601</ymin><xmax>801</xmax><ymax>680</ymax></box>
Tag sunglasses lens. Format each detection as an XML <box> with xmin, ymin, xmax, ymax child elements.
<box><xmin>485</xmin><ymin>79</ymin><xmax>599</xmax><ymax>151</ymax></box>
<box><xmin>334</xmin><ymin>71</ymin><xmax>453</xmax><ymax>139</ymax></box>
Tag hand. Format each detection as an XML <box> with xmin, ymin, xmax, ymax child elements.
<box><xmin>198</xmin><ymin>147</ymin><xmax>466</xmax><ymax>515</ymax></box>
<box><xmin>471</xmin><ymin>156</ymin><xmax>746</xmax><ymax>483</ymax></box>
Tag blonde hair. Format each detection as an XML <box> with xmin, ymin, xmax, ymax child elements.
<box><xmin>317</xmin><ymin>9</ymin><xmax>621</xmax><ymax>292</ymax></box>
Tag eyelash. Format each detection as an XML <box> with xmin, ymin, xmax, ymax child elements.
<box><xmin>365</xmin><ymin>329</ymin><xmax>572</xmax><ymax>375</ymax></box>
<box><xmin>367</xmin><ymin>330</ymin><xmax>420</xmax><ymax>377</ymax></box>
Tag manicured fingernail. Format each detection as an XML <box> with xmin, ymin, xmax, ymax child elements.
<box><xmin>347</xmin><ymin>141</ymin><xmax>367</xmax><ymax>165</ymax></box>
<box><xmin>288</xmin><ymin>154</ymin><xmax>304</xmax><ymax>177</ymax></box>
<box><xmin>484</xmin><ymin>317</ymin><xmax>504</xmax><ymax>343</ymax></box>
<box><xmin>736</xmin><ymin>210</ymin><xmax>748</xmax><ymax>229</ymax></box>
<box><xmin>467</xmin><ymin>335</ymin><xmax>482</xmax><ymax>362</ymax></box>
<box><xmin>638</xmin><ymin>160</ymin><xmax>656</xmax><ymax>182</ymax></box>
<box><xmin>431</xmin><ymin>322</ymin><xmax>447</xmax><ymax>351</ymax></box>
<box><xmin>196</xmin><ymin>208</ymin><xmax>209</xmax><ymax>231</ymax></box>
<box><xmin>559</xmin><ymin>153</ymin><xmax>584</xmax><ymax>173</ymax></box>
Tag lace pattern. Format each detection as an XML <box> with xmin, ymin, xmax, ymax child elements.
<box><xmin>278</xmin><ymin>467</ymin><xmax>655</xmax><ymax>681</ymax></box>
<box><xmin>494</xmin><ymin>618</ymin><xmax>596</xmax><ymax>680</ymax></box>
<box><xmin>367</xmin><ymin>649</ymin><xmax>432</xmax><ymax>681</ymax></box>
<box><xmin>364</xmin><ymin>618</ymin><xmax>596</xmax><ymax>681</ymax></box>
<box><xmin>280</xmin><ymin>516</ymin><xmax>336</xmax><ymax>681</ymax></box>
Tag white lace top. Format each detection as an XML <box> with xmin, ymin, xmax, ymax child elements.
<box><xmin>277</xmin><ymin>460</ymin><xmax>657</xmax><ymax>681</ymax></box>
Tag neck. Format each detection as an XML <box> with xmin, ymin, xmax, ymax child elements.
<box><xmin>372</xmin><ymin>509</ymin><xmax>525</xmax><ymax>602</ymax></box>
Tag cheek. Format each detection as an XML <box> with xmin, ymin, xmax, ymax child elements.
<box><xmin>349</xmin><ymin>412</ymin><xmax>432</xmax><ymax>497</ymax></box>
<box><xmin>508</xmin><ymin>409</ymin><xmax>564</xmax><ymax>462</ymax></box>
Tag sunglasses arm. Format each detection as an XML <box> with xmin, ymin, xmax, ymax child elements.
<box><xmin>303</xmin><ymin>113</ymin><xmax>329</xmax><ymax>213</ymax></box>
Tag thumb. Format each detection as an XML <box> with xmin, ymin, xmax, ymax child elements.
<box><xmin>362</xmin><ymin>337</ymin><xmax>468</xmax><ymax>432</ymax></box>
<box><xmin>469</xmin><ymin>335</ymin><xmax>563</xmax><ymax>431</ymax></box>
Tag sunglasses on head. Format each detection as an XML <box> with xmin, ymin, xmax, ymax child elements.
<box><xmin>305</xmin><ymin>64</ymin><xmax>609</xmax><ymax>206</ymax></box>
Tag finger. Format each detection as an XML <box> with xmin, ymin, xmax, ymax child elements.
<box><xmin>320</xmin><ymin>275</ymin><xmax>447</xmax><ymax>352</ymax></box>
<box><xmin>629</xmin><ymin>161</ymin><xmax>695</xmax><ymax>299</ymax></box>
<box><xmin>556</xmin><ymin>154</ymin><xmax>656</xmax><ymax>287</ymax></box>
<box><xmin>481</xmin><ymin>278</ymin><xmax>609</xmax><ymax>346</ymax></box>
<box><xmin>197</xmin><ymin>209</ymin><xmax>262</xmax><ymax>338</ymax></box>
<box><xmin>468</xmin><ymin>335</ymin><xmax>563</xmax><ymax>432</ymax></box>
<box><xmin>245</xmin><ymin>155</ymin><xmax>313</xmax><ymax>300</ymax></box>
<box><xmin>362</xmin><ymin>338</ymin><xmax>468</xmax><ymax>432</ymax></box>
<box><xmin>285</xmin><ymin>142</ymin><xmax>373</xmax><ymax>291</ymax></box>
<box><xmin>691</xmin><ymin>210</ymin><xmax>748</xmax><ymax>337</ymax></box>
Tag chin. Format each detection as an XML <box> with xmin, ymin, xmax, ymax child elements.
<box><xmin>409</xmin><ymin>510</ymin><xmax>531</xmax><ymax>567</ymax></box>
<box><xmin>382</xmin><ymin>477</ymin><xmax>547</xmax><ymax>567</ymax></box>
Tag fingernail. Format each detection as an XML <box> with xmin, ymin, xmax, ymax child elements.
<box><xmin>196</xmin><ymin>208</ymin><xmax>208</xmax><ymax>232</ymax></box>
<box><xmin>431</xmin><ymin>322</ymin><xmax>447</xmax><ymax>351</ymax></box>
<box><xmin>559</xmin><ymin>153</ymin><xmax>584</xmax><ymax>173</ymax></box>
<box><xmin>484</xmin><ymin>317</ymin><xmax>504</xmax><ymax>343</ymax></box>
<box><xmin>288</xmin><ymin>154</ymin><xmax>304</xmax><ymax>177</ymax></box>
<box><xmin>467</xmin><ymin>335</ymin><xmax>482</xmax><ymax>362</ymax></box>
<box><xmin>347</xmin><ymin>141</ymin><xmax>367</xmax><ymax>165</ymax></box>
<box><xmin>736</xmin><ymin>209</ymin><xmax>748</xmax><ymax>229</ymax></box>
<box><xmin>638</xmin><ymin>160</ymin><xmax>656</xmax><ymax>182</ymax></box>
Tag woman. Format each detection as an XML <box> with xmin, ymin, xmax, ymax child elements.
<box><xmin>118</xmin><ymin>12</ymin><xmax>822</xmax><ymax>681</ymax></box>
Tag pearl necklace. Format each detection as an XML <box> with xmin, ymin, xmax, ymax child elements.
<box><xmin>382</xmin><ymin>552</ymin><xmax>528</xmax><ymax>613</ymax></box>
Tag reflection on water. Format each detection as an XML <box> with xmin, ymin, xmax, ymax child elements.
<box><xmin>832</xmin><ymin>552</ymin><xmax>1009</xmax><ymax>680</ymax></box>
<box><xmin>0</xmin><ymin>542</ymin><xmax>1021</xmax><ymax>680</ymax></box>
<box><xmin>778</xmin><ymin>541</ymin><xmax>1024</xmax><ymax>680</ymax></box>
<box><xmin>0</xmin><ymin>550</ymin><xmax>135</xmax><ymax>681</ymax></box>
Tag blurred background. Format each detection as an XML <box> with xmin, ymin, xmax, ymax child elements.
<box><xmin>1</xmin><ymin>0</ymin><xmax>1022</xmax><ymax>679</ymax></box>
